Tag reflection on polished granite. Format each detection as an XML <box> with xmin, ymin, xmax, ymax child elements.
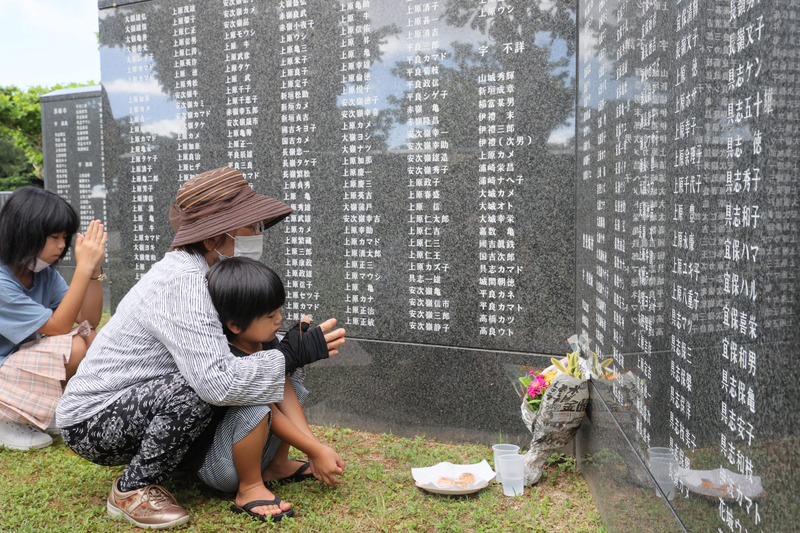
<box><xmin>302</xmin><ymin>337</ymin><xmax>552</xmax><ymax>447</ymax></box>
<box><xmin>98</xmin><ymin>0</ymin><xmax>576</xmax><ymax>353</ymax></box>
<box><xmin>577</xmin><ymin>382</ymin><xmax>685</xmax><ymax>533</ymax></box>
<box><xmin>575</xmin><ymin>0</ymin><xmax>800</xmax><ymax>529</ymax></box>
<box><xmin>579</xmin><ymin>380</ymin><xmax>800</xmax><ymax>533</ymax></box>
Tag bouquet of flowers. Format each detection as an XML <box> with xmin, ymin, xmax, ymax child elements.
<box><xmin>519</xmin><ymin>370</ymin><xmax>557</xmax><ymax>412</ymax></box>
<box><xmin>519</xmin><ymin>348</ymin><xmax>593</xmax><ymax>485</ymax></box>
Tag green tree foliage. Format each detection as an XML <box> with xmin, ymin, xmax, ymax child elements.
<box><xmin>0</xmin><ymin>138</ymin><xmax>36</xmax><ymax>190</ymax></box>
<box><xmin>0</xmin><ymin>83</ymin><xmax>93</xmax><ymax>191</ymax></box>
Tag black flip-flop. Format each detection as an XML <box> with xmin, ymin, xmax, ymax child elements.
<box><xmin>230</xmin><ymin>498</ymin><xmax>295</xmax><ymax>522</ymax></box>
<box><xmin>275</xmin><ymin>461</ymin><xmax>315</xmax><ymax>484</ymax></box>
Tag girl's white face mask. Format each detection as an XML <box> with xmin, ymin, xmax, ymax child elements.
<box><xmin>27</xmin><ymin>258</ymin><xmax>51</xmax><ymax>273</ymax></box>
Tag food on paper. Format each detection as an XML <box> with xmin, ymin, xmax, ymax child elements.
<box><xmin>411</xmin><ymin>461</ymin><xmax>495</xmax><ymax>495</ymax></box>
<box><xmin>436</xmin><ymin>473</ymin><xmax>475</xmax><ymax>488</ymax></box>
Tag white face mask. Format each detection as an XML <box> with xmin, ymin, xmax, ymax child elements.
<box><xmin>27</xmin><ymin>258</ymin><xmax>51</xmax><ymax>273</ymax></box>
<box><xmin>226</xmin><ymin>233</ymin><xmax>264</xmax><ymax>261</ymax></box>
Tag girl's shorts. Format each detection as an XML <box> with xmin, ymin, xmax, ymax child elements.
<box><xmin>0</xmin><ymin>322</ymin><xmax>92</xmax><ymax>429</ymax></box>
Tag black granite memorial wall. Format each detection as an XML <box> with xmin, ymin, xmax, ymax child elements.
<box><xmin>40</xmin><ymin>86</ymin><xmax>109</xmax><ymax>306</ymax></box>
<box><xmin>94</xmin><ymin>0</ymin><xmax>798</xmax><ymax>530</ymax></box>
<box><xmin>97</xmin><ymin>0</ymin><xmax>577</xmax><ymax>443</ymax></box>
<box><xmin>575</xmin><ymin>0</ymin><xmax>799</xmax><ymax>531</ymax></box>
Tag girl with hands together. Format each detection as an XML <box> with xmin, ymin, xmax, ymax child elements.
<box><xmin>46</xmin><ymin>218</ymin><xmax>107</xmax><ymax>336</ymax></box>
<box><xmin>0</xmin><ymin>188</ymin><xmax>106</xmax><ymax>450</ymax></box>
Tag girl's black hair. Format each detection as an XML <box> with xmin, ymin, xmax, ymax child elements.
<box><xmin>206</xmin><ymin>257</ymin><xmax>286</xmax><ymax>338</ymax></box>
<box><xmin>0</xmin><ymin>187</ymin><xmax>80</xmax><ymax>269</ymax></box>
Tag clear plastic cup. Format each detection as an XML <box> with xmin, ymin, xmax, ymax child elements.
<box><xmin>647</xmin><ymin>447</ymin><xmax>674</xmax><ymax>461</ymax></box>
<box><xmin>492</xmin><ymin>444</ymin><xmax>520</xmax><ymax>483</ymax></box>
<box><xmin>497</xmin><ymin>454</ymin><xmax>525</xmax><ymax>497</ymax></box>
<box><xmin>650</xmin><ymin>455</ymin><xmax>678</xmax><ymax>500</ymax></box>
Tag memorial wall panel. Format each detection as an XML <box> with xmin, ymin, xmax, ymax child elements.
<box><xmin>98</xmin><ymin>0</ymin><xmax>577</xmax><ymax>444</ymax></box>
<box><xmin>577</xmin><ymin>0</ymin><xmax>799</xmax><ymax>531</ymax></box>
<box><xmin>41</xmin><ymin>87</ymin><xmax>109</xmax><ymax>305</ymax></box>
<box><xmin>98</xmin><ymin>0</ymin><xmax>577</xmax><ymax>353</ymax></box>
<box><xmin>41</xmin><ymin>86</ymin><xmax>107</xmax><ymax>265</ymax></box>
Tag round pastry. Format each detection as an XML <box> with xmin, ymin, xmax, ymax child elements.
<box><xmin>459</xmin><ymin>473</ymin><xmax>476</xmax><ymax>484</ymax></box>
<box><xmin>436</xmin><ymin>477</ymin><xmax>455</xmax><ymax>488</ymax></box>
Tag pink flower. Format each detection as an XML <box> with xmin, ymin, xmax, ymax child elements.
<box><xmin>528</xmin><ymin>382</ymin><xmax>546</xmax><ymax>398</ymax></box>
<box><xmin>524</xmin><ymin>372</ymin><xmax>553</xmax><ymax>404</ymax></box>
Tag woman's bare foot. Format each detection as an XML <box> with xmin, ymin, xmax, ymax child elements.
<box><xmin>235</xmin><ymin>480</ymin><xmax>291</xmax><ymax>517</ymax></box>
<box><xmin>262</xmin><ymin>458</ymin><xmax>313</xmax><ymax>483</ymax></box>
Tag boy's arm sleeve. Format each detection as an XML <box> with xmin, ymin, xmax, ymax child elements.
<box><xmin>276</xmin><ymin>321</ymin><xmax>329</xmax><ymax>374</ymax></box>
<box><xmin>142</xmin><ymin>273</ymin><xmax>287</xmax><ymax>406</ymax></box>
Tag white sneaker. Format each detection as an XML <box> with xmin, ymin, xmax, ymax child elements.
<box><xmin>0</xmin><ymin>420</ymin><xmax>53</xmax><ymax>450</ymax></box>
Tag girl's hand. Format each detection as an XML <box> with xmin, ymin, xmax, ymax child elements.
<box><xmin>74</xmin><ymin>220</ymin><xmax>107</xmax><ymax>274</ymax></box>
<box><xmin>301</xmin><ymin>316</ymin><xmax>346</xmax><ymax>357</ymax></box>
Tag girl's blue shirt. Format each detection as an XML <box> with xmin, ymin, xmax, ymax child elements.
<box><xmin>0</xmin><ymin>263</ymin><xmax>69</xmax><ymax>365</ymax></box>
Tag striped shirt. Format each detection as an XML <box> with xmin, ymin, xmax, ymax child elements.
<box><xmin>56</xmin><ymin>250</ymin><xmax>287</xmax><ymax>428</ymax></box>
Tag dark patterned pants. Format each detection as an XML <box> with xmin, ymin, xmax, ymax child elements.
<box><xmin>61</xmin><ymin>373</ymin><xmax>216</xmax><ymax>492</ymax></box>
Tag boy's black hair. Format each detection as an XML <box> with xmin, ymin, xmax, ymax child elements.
<box><xmin>206</xmin><ymin>257</ymin><xmax>286</xmax><ymax>338</ymax></box>
<box><xmin>0</xmin><ymin>186</ymin><xmax>80</xmax><ymax>268</ymax></box>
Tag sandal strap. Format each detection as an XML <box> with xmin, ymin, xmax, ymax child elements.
<box><xmin>242</xmin><ymin>498</ymin><xmax>282</xmax><ymax>512</ymax></box>
<box><xmin>291</xmin><ymin>462</ymin><xmax>310</xmax><ymax>476</ymax></box>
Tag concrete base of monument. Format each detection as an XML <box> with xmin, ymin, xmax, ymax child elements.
<box><xmin>301</xmin><ymin>337</ymin><xmax>577</xmax><ymax>452</ymax></box>
<box><xmin>304</xmin><ymin>401</ymin><xmax>532</xmax><ymax>448</ymax></box>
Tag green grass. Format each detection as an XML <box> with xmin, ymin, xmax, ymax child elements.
<box><xmin>0</xmin><ymin>427</ymin><xmax>605</xmax><ymax>532</ymax></box>
<box><xmin>17</xmin><ymin>314</ymin><xmax>605</xmax><ymax>531</ymax></box>
<box><xmin>97</xmin><ymin>310</ymin><xmax>112</xmax><ymax>330</ymax></box>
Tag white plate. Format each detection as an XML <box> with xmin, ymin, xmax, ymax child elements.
<box><xmin>415</xmin><ymin>479</ymin><xmax>489</xmax><ymax>495</ymax></box>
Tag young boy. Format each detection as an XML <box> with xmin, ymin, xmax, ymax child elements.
<box><xmin>197</xmin><ymin>257</ymin><xmax>345</xmax><ymax>522</ymax></box>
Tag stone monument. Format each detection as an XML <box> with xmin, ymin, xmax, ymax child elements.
<box><xmin>575</xmin><ymin>0</ymin><xmax>799</xmax><ymax>531</ymax></box>
<box><xmin>97</xmin><ymin>0</ymin><xmax>576</xmax><ymax>443</ymax></box>
<box><xmin>40</xmin><ymin>86</ymin><xmax>109</xmax><ymax>306</ymax></box>
<box><xmin>93</xmin><ymin>0</ymin><xmax>798</xmax><ymax>530</ymax></box>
